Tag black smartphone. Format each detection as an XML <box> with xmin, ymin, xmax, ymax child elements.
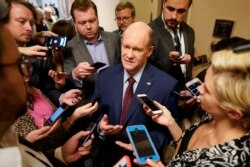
<box><xmin>91</xmin><ymin>62</ymin><xmax>106</xmax><ymax>69</ymax></box>
<box><xmin>91</xmin><ymin>96</ymin><xmax>100</xmax><ymax>104</ymax></box>
<box><xmin>44</xmin><ymin>105</ymin><xmax>68</xmax><ymax>126</ymax></box>
<box><xmin>126</xmin><ymin>125</ymin><xmax>160</xmax><ymax>165</ymax></box>
<box><xmin>57</xmin><ymin>71</ymin><xmax>69</xmax><ymax>77</ymax></box>
<box><xmin>78</xmin><ymin>123</ymin><xmax>97</xmax><ymax>147</ymax></box>
<box><xmin>173</xmin><ymin>91</ymin><xmax>194</xmax><ymax>100</ymax></box>
<box><xmin>136</xmin><ymin>94</ymin><xmax>162</xmax><ymax>115</ymax></box>
<box><xmin>44</xmin><ymin>36</ymin><xmax>67</xmax><ymax>48</ymax></box>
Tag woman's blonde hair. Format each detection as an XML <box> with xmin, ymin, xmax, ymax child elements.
<box><xmin>211</xmin><ymin>49</ymin><xmax>250</xmax><ymax>129</ymax></box>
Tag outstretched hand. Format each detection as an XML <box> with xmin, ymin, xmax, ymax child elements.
<box><xmin>99</xmin><ymin>114</ymin><xmax>123</xmax><ymax>135</ymax></box>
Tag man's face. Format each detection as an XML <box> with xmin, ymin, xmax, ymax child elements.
<box><xmin>0</xmin><ymin>27</ymin><xmax>27</xmax><ymax>137</ymax></box>
<box><xmin>5</xmin><ymin>3</ymin><xmax>34</xmax><ymax>46</ymax></box>
<box><xmin>121</xmin><ymin>26</ymin><xmax>153</xmax><ymax>76</ymax></box>
<box><xmin>162</xmin><ymin>0</ymin><xmax>189</xmax><ymax>28</ymax></box>
<box><xmin>115</xmin><ymin>8</ymin><xmax>135</xmax><ymax>32</ymax></box>
<box><xmin>73</xmin><ymin>8</ymin><xmax>99</xmax><ymax>43</ymax></box>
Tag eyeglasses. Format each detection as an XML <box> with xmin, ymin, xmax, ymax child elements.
<box><xmin>115</xmin><ymin>16</ymin><xmax>132</xmax><ymax>23</ymax></box>
<box><xmin>0</xmin><ymin>56</ymin><xmax>34</xmax><ymax>76</ymax></box>
<box><xmin>165</xmin><ymin>6</ymin><xmax>187</xmax><ymax>14</ymax></box>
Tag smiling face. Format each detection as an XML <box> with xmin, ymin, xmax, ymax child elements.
<box><xmin>121</xmin><ymin>22</ymin><xmax>154</xmax><ymax>76</ymax></box>
<box><xmin>5</xmin><ymin>3</ymin><xmax>35</xmax><ymax>46</ymax></box>
<box><xmin>162</xmin><ymin>0</ymin><xmax>190</xmax><ymax>28</ymax></box>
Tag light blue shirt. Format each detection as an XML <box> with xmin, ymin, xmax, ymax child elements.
<box><xmin>123</xmin><ymin>63</ymin><xmax>146</xmax><ymax>100</ymax></box>
<box><xmin>84</xmin><ymin>34</ymin><xmax>109</xmax><ymax>70</ymax></box>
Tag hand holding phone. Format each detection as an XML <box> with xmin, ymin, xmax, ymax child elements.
<box><xmin>173</xmin><ymin>91</ymin><xmax>194</xmax><ymax>100</ymax></box>
<box><xmin>91</xmin><ymin>62</ymin><xmax>106</xmax><ymax>69</ymax></box>
<box><xmin>126</xmin><ymin>125</ymin><xmax>160</xmax><ymax>165</ymax></box>
<box><xmin>136</xmin><ymin>94</ymin><xmax>162</xmax><ymax>115</ymax></box>
<box><xmin>78</xmin><ymin>123</ymin><xmax>97</xmax><ymax>147</ymax></box>
<box><xmin>44</xmin><ymin>105</ymin><xmax>68</xmax><ymax>126</ymax></box>
<box><xmin>185</xmin><ymin>78</ymin><xmax>202</xmax><ymax>97</ymax></box>
<box><xmin>57</xmin><ymin>71</ymin><xmax>69</xmax><ymax>77</ymax></box>
<box><xmin>113</xmin><ymin>155</ymin><xmax>132</xmax><ymax>167</ymax></box>
<box><xmin>44</xmin><ymin>36</ymin><xmax>67</xmax><ymax>48</ymax></box>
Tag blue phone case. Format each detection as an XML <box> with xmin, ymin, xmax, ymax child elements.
<box><xmin>126</xmin><ymin>125</ymin><xmax>160</xmax><ymax>165</ymax></box>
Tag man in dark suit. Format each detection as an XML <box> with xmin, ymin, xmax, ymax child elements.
<box><xmin>92</xmin><ymin>22</ymin><xmax>180</xmax><ymax>166</ymax></box>
<box><xmin>149</xmin><ymin>0</ymin><xmax>195</xmax><ymax>89</ymax></box>
<box><xmin>64</xmin><ymin>0</ymin><xmax>121</xmax><ymax>101</ymax></box>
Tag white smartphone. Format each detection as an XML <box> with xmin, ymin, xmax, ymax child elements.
<box><xmin>185</xmin><ymin>78</ymin><xmax>202</xmax><ymax>97</ymax></box>
<box><xmin>136</xmin><ymin>94</ymin><xmax>162</xmax><ymax>115</ymax></box>
<box><xmin>113</xmin><ymin>155</ymin><xmax>132</xmax><ymax>167</ymax></box>
<box><xmin>126</xmin><ymin>125</ymin><xmax>160</xmax><ymax>165</ymax></box>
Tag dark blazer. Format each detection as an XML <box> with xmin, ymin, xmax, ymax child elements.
<box><xmin>92</xmin><ymin>63</ymin><xmax>180</xmax><ymax>166</ymax></box>
<box><xmin>63</xmin><ymin>30</ymin><xmax>121</xmax><ymax>100</ymax></box>
<box><xmin>149</xmin><ymin>15</ymin><xmax>195</xmax><ymax>88</ymax></box>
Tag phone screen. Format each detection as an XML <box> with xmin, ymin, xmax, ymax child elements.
<box><xmin>44</xmin><ymin>36</ymin><xmax>67</xmax><ymax>48</ymax></box>
<box><xmin>131</xmin><ymin>128</ymin><xmax>155</xmax><ymax>157</ymax></box>
<box><xmin>137</xmin><ymin>95</ymin><xmax>162</xmax><ymax>114</ymax></box>
<box><xmin>139</xmin><ymin>96</ymin><xmax>159</xmax><ymax>111</ymax></box>
<box><xmin>44</xmin><ymin>106</ymin><xmax>66</xmax><ymax>126</ymax></box>
<box><xmin>187</xmin><ymin>81</ymin><xmax>201</xmax><ymax>96</ymax></box>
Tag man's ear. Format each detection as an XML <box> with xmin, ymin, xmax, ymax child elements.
<box><xmin>147</xmin><ymin>45</ymin><xmax>154</xmax><ymax>58</ymax></box>
<box><xmin>227</xmin><ymin>109</ymin><xmax>243</xmax><ymax>120</ymax></box>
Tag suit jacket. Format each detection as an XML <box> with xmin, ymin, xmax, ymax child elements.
<box><xmin>92</xmin><ymin>63</ymin><xmax>179</xmax><ymax>166</ymax></box>
<box><xmin>63</xmin><ymin>30</ymin><xmax>121</xmax><ymax>100</ymax></box>
<box><xmin>149</xmin><ymin>15</ymin><xmax>195</xmax><ymax>88</ymax></box>
<box><xmin>113</xmin><ymin>29</ymin><xmax>122</xmax><ymax>37</ymax></box>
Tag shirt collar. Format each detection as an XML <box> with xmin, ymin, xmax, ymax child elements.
<box><xmin>123</xmin><ymin>63</ymin><xmax>146</xmax><ymax>84</ymax></box>
<box><xmin>83</xmin><ymin>32</ymin><xmax>103</xmax><ymax>45</ymax></box>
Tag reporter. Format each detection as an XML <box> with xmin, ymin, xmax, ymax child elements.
<box><xmin>117</xmin><ymin>46</ymin><xmax>250</xmax><ymax>166</ymax></box>
<box><xmin>0</xmin><ymin>21</ymin><xmax>93</xmax><ymax>166</ymax></box>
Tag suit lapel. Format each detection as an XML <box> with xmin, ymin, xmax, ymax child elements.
<box><xmin>113</xmin><ymin>66</ymin><xmax>124</xmax><ymax>123</ymax></box>
<box><xmin>101</xmin><ymin>31</ymin><xmax>114</xmax><ymax>65</ymax></box>
<box><xmin>122</xmin><ymin>64</ymin><xmax>154</xmax><ymax>125</ymax></box>
<box><xmin>75</xmin><ymin>36</ymin><xmax>94</xmax><ymax>64</ymax></box>
<box><xmin>155</xmin><ymin>16</ymin><xmax>175</xmax><ymax>50</ymax></box>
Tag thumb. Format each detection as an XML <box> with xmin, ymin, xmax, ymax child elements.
<box><xmin>37</xmin><ymin>126</ymin><xmax>51</xmax><ymax>135</ymax></box>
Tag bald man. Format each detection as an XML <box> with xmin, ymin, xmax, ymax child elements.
<box><xmin>92</xmin><ymin>22</ymin><xmax>180</xmax><ymax>166</ymax></box>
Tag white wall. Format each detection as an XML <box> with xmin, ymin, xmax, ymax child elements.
<box><xmin>188</xmin><ymin>0</ymin><xmax>250</xmax><ymax>56</ymax></box>
<box><xmin>92</xmin><ymin>0</ymin><xmax>119</xmax><ymax>31</ymax></box>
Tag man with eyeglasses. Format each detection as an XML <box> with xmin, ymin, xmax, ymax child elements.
<box><xmin>64</xmin><ymin>0</ymin><xmax>121</xmax><ymax>103</ymax></box>
<box><xmin>149</xmin><ymin>0</ymin><xmax>195</xmax><ymax>89</ymax></box>
<box><xmin>113</xmin><ymin>1</ymin><xmax>136</xmax><ymax>36</ymax></box>
<box><xmin>0</xmin><ymin>15</ymin><xmax>94</xmax><ymax>167</ymax></box>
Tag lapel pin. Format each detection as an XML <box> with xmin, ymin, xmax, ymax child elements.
<box><xmin>146</xmin><ymin>82</ymin><xmax>151</xmax><ymax>86</ymax></box>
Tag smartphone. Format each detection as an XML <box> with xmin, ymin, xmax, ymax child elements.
<box><xmin>136</xmin><ymin>94</ymin><xmax>162</xmax><ymax>115</ymax></box>
<box><xmin>57</xmin><ymin>71</ymin><xmax>69</xmax><ymax>77</ymax></box>
<box><xmin>113</xmin><ymin>155</ymin><xmax>132</xmax><ymax>167</ymax></box>
<box><xmin>91</xmin><ymin>96</ymin><xmax>100</xmax><ymax>104</ymax></box>
<box><xmin>185</xmin><ymin>78</ymin><xmax>202</xmax><ymax>97</ymax></box>
<box><xmin>44</xmin><ymin>105</ymin><xmax>68</xmax><ymax>126</ymax></box>
<box><xmin>173</xmin><ymin>91</ymin><xmax>194</xmax><ymax>100</ymax></box>
<box><xmin>91</xmin><ymin>62</ymin><xmax>106</xmax><ymax>69</ymax></box>
<box><xmin>126</xmin><ymin>125</ymin><xmax>160</xmax><ymax>165</ymax></box>
<box><xmin>44</xmin><ymin>36</ymin><xmax>67</xmax><ymax>48</ymax></box>
<box><xmin>78</xmin><ymin>123</ymin><xmax>97</xmax><ymax>147</ymax></box>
